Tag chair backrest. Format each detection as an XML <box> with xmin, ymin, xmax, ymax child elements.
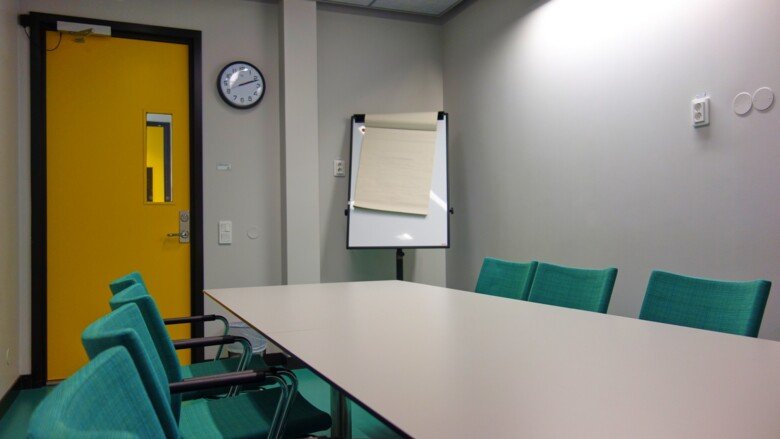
<box><xmin>81</xmin><ymin>302</ymin><xmax>180</xmax><ymax>437</ymax></box>
<box><xmin>109</xmin><ymin>284</ymin><xmax>184</xmax><ymax>387</ymax></box>
<box><xmin>527</xmin><ymin>262</ymin><xmax>617</xmax><ymax>313</ymax></box>
<box><xmin>28</xmin><ymin>347</ymin><xmax>166</xmax><ymax>439</ymax></box>
<box><xmin>639</xmin><ymin>270</ymin><xmax>771</xmax><ymax>337</ymax></box>
<box><xmin>109</xmin><ymin>271</ymin><xmax>147</xmax><ymax>295</ymax></box>
<box><xmin>475</xmin><ymin>258</ymin><xmax>538</xmax><ymax>300</ymax></box>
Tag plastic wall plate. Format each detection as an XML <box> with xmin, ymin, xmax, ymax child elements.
<box><xmin>752</xmin><ymin>87</ymin><xmax>774</xmax><ymax>111</ymax></box>
<box><xmin>733</xmin><ymin>92</ymin><xmax>753</xmax><ymax>116</ymax></box>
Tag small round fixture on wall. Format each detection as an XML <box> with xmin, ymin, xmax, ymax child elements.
<box><xmin>752</xmin><ymin>87</ymin><xmax>774</xmax><ymax>111</ymax></box>
<box><xmin>217</xmin><ymin>61</ymin><xmax>265</xmax><ymax>109</ymax></box>
<box><xmin>732</xmin><ymin>92</ymin><xmax>752</xmax><ymax>116</ymax></box>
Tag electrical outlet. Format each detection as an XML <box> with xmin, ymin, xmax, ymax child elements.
<box><xmin>692</xmin><ymin>96</ymin><xmax>710</xmax><ymax>127</ymax></box>
<box><xmin>333</xmin><ymin>159</ymin><xmax>345</xmax><ymax>177</ymax></box>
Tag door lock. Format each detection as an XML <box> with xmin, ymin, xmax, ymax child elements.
<box><xmin>168</xmin><ymin>210</ymin><xmax>191</xmax><ymax>243</ymax></box>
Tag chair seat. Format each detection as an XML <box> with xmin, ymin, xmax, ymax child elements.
<box><xmin>180</xmin><ymin>355</ymin><xmax>269</xmax><ymax>400</ymax></box>
<box><xmin>180</xmin><ymin>387</ymin><xmax>332</xmax><ymax>439</ymax></box>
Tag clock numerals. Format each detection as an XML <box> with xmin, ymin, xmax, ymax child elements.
<box><xmin>226</xmin><ymin>89</ymin><xmax>230</xmax><ymax>94</ymax></box>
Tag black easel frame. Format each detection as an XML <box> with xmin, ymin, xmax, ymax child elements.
<box><xmin>345</xmin><ymin>112</ymin><xmax>452</xmax><ymax>281</ymax></box>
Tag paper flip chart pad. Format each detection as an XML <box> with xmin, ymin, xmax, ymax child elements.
<box><xmin>364</xmin><ymin>112</ymin><xmax>439</xmax><ymax>131</ymax></box>
<box><xmin>354</xmin><ymin>112</ymin><xmax>438</xmax><ymax>216</ymax></box>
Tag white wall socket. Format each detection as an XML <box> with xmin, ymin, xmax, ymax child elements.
<box><xmin>692</xmin><ymin>96</ymin><xmax>710</xmax><ymax>127</ymax></box>
<box><xmin>333</xmin><ymin>159</ymin><xmax>346</xmax><ymax>177</ymax></box>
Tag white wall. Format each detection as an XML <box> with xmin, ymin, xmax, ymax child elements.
<box><xmin>17</xmin><ymin>0</ymin><xmax>283</xmax><ymax>372</ymax></box>
<box><xmin>1</xmin><ymin>0</ymin><xmax>20</xmax><ymax>396</ymax></box>
<box><xmin>444</xmin><ymin>0</ymin><xmax>780</xmax><ymax>339</ymax></box>
<box><xmin>317</xmin><ymin>5</ymin><xmax>446</xmax><ymax>285</ymax></box>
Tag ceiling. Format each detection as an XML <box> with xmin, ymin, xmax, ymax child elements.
<box><xmin>317</xmin><ymin>0</ymin><xmax>467</xmax><ymax>17</ymax></box>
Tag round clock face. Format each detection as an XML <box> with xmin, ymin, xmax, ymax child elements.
<box><xmin>217</xmin><ymin>61</ymin><xmax>265</xmax><ymax>109</ymax></box>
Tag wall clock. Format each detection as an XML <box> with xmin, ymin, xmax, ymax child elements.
<box><xmin>217</xmin><ymin>61</ymin><xmax>265</xmax><ymax>109</ymax></box>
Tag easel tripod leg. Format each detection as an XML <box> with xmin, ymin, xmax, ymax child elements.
<box><xmin>396</xmin><ymin>248</ymin><xmax>404</xmax><ymax>281</ymax></box>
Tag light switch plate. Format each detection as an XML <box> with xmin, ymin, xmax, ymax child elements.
<box><xmin>219</xmin><ymin>220</ymin><xmax>232</xmax><ymax>245</ymax></box>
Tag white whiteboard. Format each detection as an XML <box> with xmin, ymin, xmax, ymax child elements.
<box><xmin>347</xmin><ymin>113</ymin><xmax>449</xmax><ymax>248</ymax></box>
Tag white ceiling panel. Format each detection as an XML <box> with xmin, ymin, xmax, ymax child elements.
<box><xmin>318</xmin><ymin>0</ymin><xmax>466</xmax><ymax>17</ymax></box>
<box><xmin>324</xmin><ymin>0</ymin><xmax>374</xmax><ymax>6</ymax></box>
<box><xmin>370</xmin><ymin>0</ymin><xmax>462</xmax><ymax>16</ymax></box>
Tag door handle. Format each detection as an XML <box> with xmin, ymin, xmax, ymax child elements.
<box><xmin>168</xmin><ymin>210</ymin><xmax>191</xmax><ymax>243</ymax></box>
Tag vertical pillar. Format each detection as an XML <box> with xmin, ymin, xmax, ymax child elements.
<box><xmin>279</xmin><ymin>0</ymin><xmax>321</xmax><ymax>284</ymax></box>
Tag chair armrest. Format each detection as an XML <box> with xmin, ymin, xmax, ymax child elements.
<box><xmin>169</xmin><ymin>369</ymin><xmax>269</xmax><ymax>394</ymax></box>
<box><xmin>163</xmin><ymin>314</ymin><xmax>221</xmax><ymax>325</ymax></box>
<box><xmin>172</xmin><ymin>335</ymin><xmax>248</xmax><ymax>350</ymax></box>
<box><xmin>165</xmin><ymin>315</ymin><xmax>231</xmax><ymax>359</ymax></box>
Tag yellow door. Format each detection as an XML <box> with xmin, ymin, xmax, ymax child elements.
<box><xmin>46</xmin><ymin>31</ymin><xmax>192</xmax><ymax>380</ymax></box>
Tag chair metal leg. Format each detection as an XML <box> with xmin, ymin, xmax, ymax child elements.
<box><xmin>275</xmin><ymin>369</ymin><xmax>299</xmax><ymax>439</ymax></box>
<box><xmin>266</xmin><ymin>374</ymin><xmax>291</xmax><ymax>439</ymax></box>
<box><xmin>330</xmin><ymin>387</ymin><xmax>352</xmax><ymax>439</ymax></box>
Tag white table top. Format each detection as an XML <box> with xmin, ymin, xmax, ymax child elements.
<box><xmin>205</xmin><ymin>281</ymin><xmax>780</xmax><ymax>439</ymax></box>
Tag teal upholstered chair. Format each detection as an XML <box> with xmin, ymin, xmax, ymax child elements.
<box><xmin>110</xmin><ymin>271</ymin><xmax>233</xmax><ymax>361</ymax></box>
<box><xmin>110</xmin><ymin>284</ymin><xmax>266</xmax><ymax>400</ymax></box>
<box><xmin>475</xmin><ymin>258</ymin><xmax>538</xmax><ymax>300</ymax></box>
<box><xmin>82</xmin><ymin>302</ymin><xmax>332</xmax><ymax>438</ymax></box>
<box><xmin>109</xmin><ymin>271</ymin><xmax>147</xmax><ymax>295</ymax></box>
<box><xmin>109</xmin><ymin>272</ymin><xmax>268</xmax><ymax>385</ymax></box>
<box><xmin>639</xmin><ymin>270</ymin><xmax>771</xmax><ymax>337</ymax></box>
<box><xmin>28</xmin><ymin>347</ymin><xmax>166</xmax><ymax>438</ymax></box>
<box><xmin>527</xmin><ymin>262</ymin><xmax>617</xmax><ymax>313</ymax></box>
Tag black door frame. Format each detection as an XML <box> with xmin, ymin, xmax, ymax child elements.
<box><xmin>21</xmin><ymin>12</ymin><xmax>205</xmax><ymax>387</ymax></box>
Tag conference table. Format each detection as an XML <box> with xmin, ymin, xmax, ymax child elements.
<box><xmin>205</xmin><ymin>280</ymin><xmax>780</xmax><ymax>438</ymax></box>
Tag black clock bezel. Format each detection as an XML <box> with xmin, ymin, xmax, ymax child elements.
<box><xmin>217</xmin><ymin>60</ymin><xmax>265</xmax><ymax>109</ymax></box>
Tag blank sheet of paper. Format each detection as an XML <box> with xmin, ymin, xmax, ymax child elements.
<box><xmin>354</xmin><ymin>112</ymin><xmax>438</xmax><ymax>216</ymax></box>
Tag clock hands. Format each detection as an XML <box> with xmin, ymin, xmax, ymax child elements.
<box><xmin>237</xmin><ymin>79</ymin><xmax>260</xmax><ymax>87</ymax></box>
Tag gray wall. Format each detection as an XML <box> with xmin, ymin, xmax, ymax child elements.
<box><xmin>317</xmin><ymin>6</ymin><xmax>446</xmax><ymax>285</ymax></box>
<box><xmin>0</xmin><ymin>0</ymin><xmax>19</xmax><ymax>396</ymax></box>
<box><xmin>443</xmin><ymin>0</ymin><xmax>780</xmax><ymax>339</ymax></box>
<box><xmin>17</xmin><ymin>0</ymin><xmax>283</xmax><ymax>372</ymax></box>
